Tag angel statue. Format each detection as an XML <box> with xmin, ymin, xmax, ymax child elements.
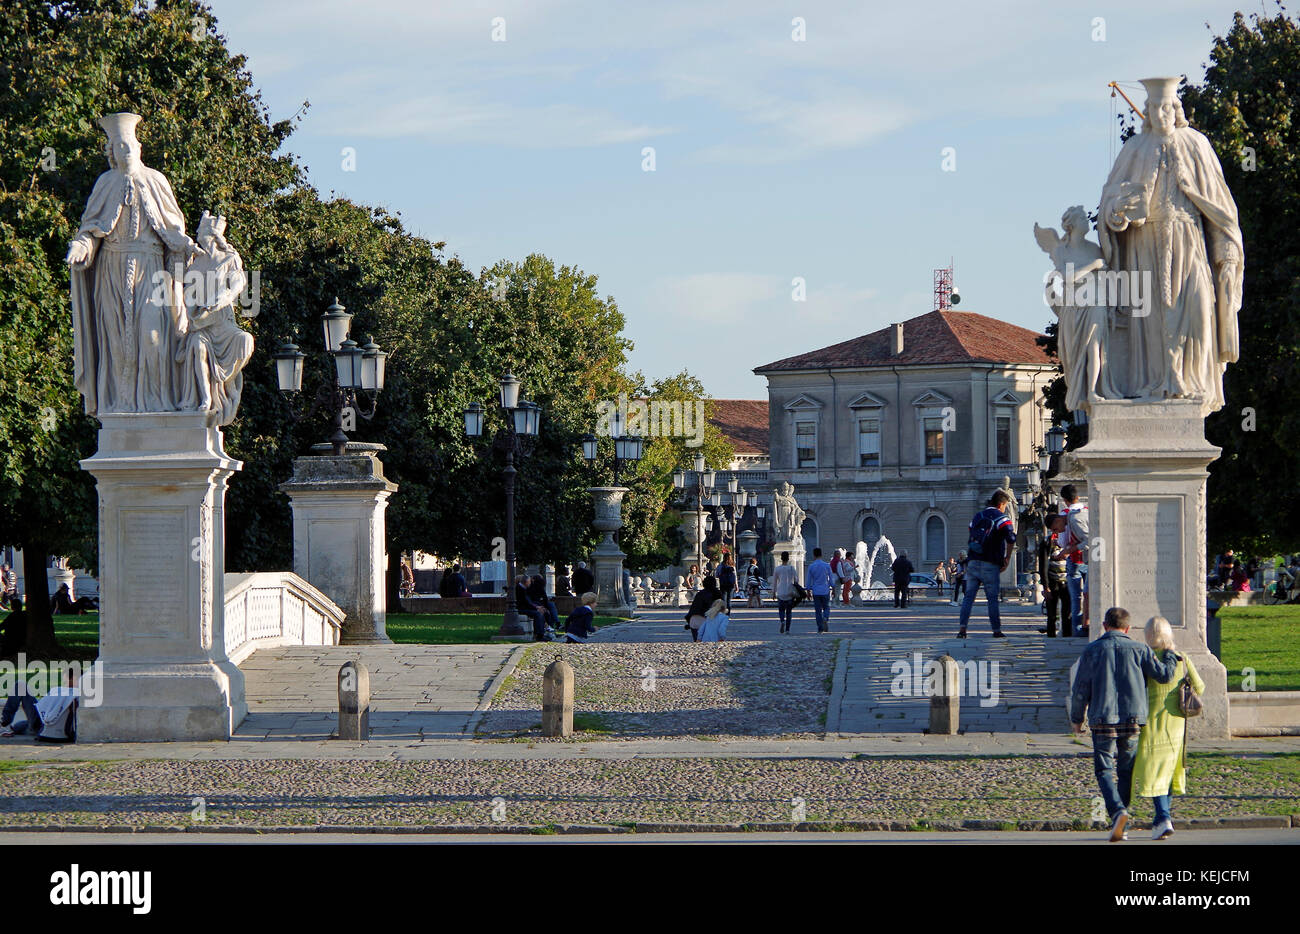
<box><xmin>174</xmin><ymin>211</ymin><xmax>254</xmax><ymax>425</ymax></box>
<box><xmin>1034</xmin><ymin>205</ymin><xmax>1120</xmax><ymax>412</ymax></box>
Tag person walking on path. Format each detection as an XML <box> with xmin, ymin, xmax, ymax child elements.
<box><xmin>684</xmin><ymin>574</ymin><xmax>722</xmax><ymax>642</ymax></box>
<box><xmin>805</xmin><ymin>548</ymin><xmax>833</xmax><ymax>633</ymax></box>
<box><xmin>1132</xmin><ymin>616</ymin><xmax>1205</xmax><ymax>840</ymax></box>
<box><xmin>1069</xmin><ymin>606</ymin><xmax>1179</xmax><ymax>842</ymax></box>
<box><xmin>570</xmin><ymin>561</ymin><xmax>595</xmax><ymax>597</ymax></box>
<box><xmin>891</xmin><ymin>551</ymin><xmax>914</xmax><ymax>608</ymax></box>
<box><xmin>957</xmin><ymin>490</ymin><xmax>1017</xmax><ymax>638</ymax></box>
<box><xmin>716</xmin><ymin>554</ymin><xmax>738</xmax><ymax>613</ymax></box>
<box><xmin>934</xmin><ymin>561</ymin><xmax>948</xmax><ymax>597</ymax></box>
<box><xmin>949</xmin><ymin>553</ymin><xmax>967</xmax><ymax>607</ymax></box>
<box><xmin>1059</xmin><ymin>484</ymin><xmax>1089</xmax><ymax>637</ymax></box>
<box><xmin>839</xmin><ymin>553</ymin><xmax>857</xmax><ymax>604</ymax></box>
<box><xmin>773</xmin><ymin>551</ymin><xmax>798</xmax><ymax>634</ymax></box>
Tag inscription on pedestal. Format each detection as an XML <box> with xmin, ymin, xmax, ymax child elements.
<box><xmin>118</xmin><ymin>509</ymin><xmax>188</xmax><ymax>638</ymax></box>
<box><xmin>1114</xmin><ymin>497</ymin><xmax>1184</xmax><ymax>627</ymax></box>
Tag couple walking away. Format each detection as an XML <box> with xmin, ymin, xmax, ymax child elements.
<box><xmin>1070</xmin><ymin>607</ymin><xmax>1205</xmax><ymax>841</ymax></box>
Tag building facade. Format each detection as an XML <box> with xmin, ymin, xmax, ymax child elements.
<box><xmin>753</xmin><ymin>309</ymin><xmax>1057</xmax><ymax>584</ymax></box>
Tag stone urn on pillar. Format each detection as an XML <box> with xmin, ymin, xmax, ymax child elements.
<box><xmin>588</xmin><ymin>486</ymin><xmax>634</xmax><ymax>617</ymax></box>
<box><xmin>679</xmin><ymin>508</ymin><xmax>701</xmax><ymax>571</ymax></box>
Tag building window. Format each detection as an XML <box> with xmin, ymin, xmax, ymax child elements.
<box><xmin>996</xmin><ymin>415</ymin><xmax>1011</xmax><ymax>465</ymax></box>
<box><xmin>857</xmin><ymin>419</ymin><xmax>880</xmax><ymax>467</ymax></box>
<box><xmin>795</xmin><ymin>421</ymin><xmax>817</xmax><ymax>469</ymax></box>
<box><xmin>924</xmin><ymin>515</ymin><xmax>946</xmax><ymax>562</ymax></box>
<box><xmin>860</xmin><ymin>515</ymin><xmax>881</xmax><ymax>544</ymax></box>
<box><xmin>923</xmin><ymin>417</ymin><xmax>945</xmax><ymax>466</ymax></box>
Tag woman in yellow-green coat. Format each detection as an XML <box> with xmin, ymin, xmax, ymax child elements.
<box><xmin>1132</xmin><ymin>616</ymin><xmax>1205</xmax><ymax>840</ymax></box>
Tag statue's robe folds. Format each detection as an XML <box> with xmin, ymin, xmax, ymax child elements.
<box><xmin>1099</xmin><ymin>127</ymin><xmax>1243</xmax><ymax>414</ymax></box>
<box><xmin>176</xmin><ymin>246</ymin><xmax>254</xmax><ymax>425</ymax></box>
<box><xmin>70</xmin><ymin>166</ymin><xmax>191</xmax><ymax>416</ymax></box>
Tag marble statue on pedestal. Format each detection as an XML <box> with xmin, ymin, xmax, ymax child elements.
<box><xmin>773</xmin><ymin>481</ymin><xmax>806</xmax><ymax>543</ymax></box>
<box><xmin>1098</xmin><ymin>76</ymin><xmax>1243</xmax><ymax>416</ymax></box>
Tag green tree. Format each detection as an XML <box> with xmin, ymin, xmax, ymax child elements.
<box><xmin>1182</xmin><ymin>6</ymin><xmax>1300</xmax><ymax>555</ymax></box>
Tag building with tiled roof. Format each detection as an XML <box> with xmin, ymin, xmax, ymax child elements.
<box><xmin>733</xmin><ymin>308</ymin><xmax>1059</xmax><ymax>587</ymax></box>
<box><xmin>708</xmin><ymin>399</ymin><xmax>769</xmax><ymax>468</ymax></box>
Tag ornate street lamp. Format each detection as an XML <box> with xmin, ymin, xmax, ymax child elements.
<box><xmin>274</xmin><ymin>299</ymin><xmax>387</xmax><ymax>455</ymax></box>
<box><xmin>464</xmin><ymin>372</ymin><xmax>543</xmax><ymax>638</ymax></box>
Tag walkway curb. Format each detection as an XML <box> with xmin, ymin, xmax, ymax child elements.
<box><xmin>464</xmin><ymin>644</ymin><xmax>528</xmax><ymax>736</ymax></box>
<box><xmin>824</xmin><ymin>637</ymin><xmax>851</xmax><ymax>736</ymax></box>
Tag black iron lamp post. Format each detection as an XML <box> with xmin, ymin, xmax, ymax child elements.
<box><xmin>672</xmin><ymin>454</ymin><xmax>716</xmax><ymax>570</ymax></box>
<box><xmin>579</xmin><ymin>409</ymin><xmax>645</xmax><ymax>486</ymax></box>
<box><xmin>463</xmin><ymin>373</ymin><xmax>542</xmax><ymax>638</ymax></box>
<box><xmin>1018</xmin><ymin>425</ymin><xmax>1068</xmax><ymax>603</ymax></box>
<box><xmin>273</xmin><ymin>298</ymin><xmax>387</xmax><ymax>454</ymax></box>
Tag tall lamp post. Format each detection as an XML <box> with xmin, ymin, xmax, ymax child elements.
<box><xmin>464</xmin><ymin>373</ymin><xmax>542</xmax><ymax>638</ymax></box>
<box><xmin>672</xmin><ymin>454</ymin><xmax>716</xmax><ymax>571</ymax></box>
<box><xmin>273</xmin><ymin>298</ymin><xmax>388</xmax><ymax>452</ymax></box>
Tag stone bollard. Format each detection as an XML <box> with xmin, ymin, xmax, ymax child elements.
<box><xmin>337</xmin><ymin>660</ymin><xmax>370</xmax><ymax>740</ymax></box>
<box><xmin>541</xmin><ymin>657</ymin><xmax>574</xmax><ymax>738</ymax></box>
<box><xmin>928</xmin><ymin>654</ymin><xmax>960</xmax><ymax>735</ymax></box>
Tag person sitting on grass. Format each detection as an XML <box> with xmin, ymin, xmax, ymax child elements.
<box><xmin>697</xmin><ymin>599</ymin><xmax>730</xmax><ymax>643</ymax></box>
<box><xmin>563</xmin><ymin>592</ymin><xmax>599</xmax><ymax>643</ymax></box>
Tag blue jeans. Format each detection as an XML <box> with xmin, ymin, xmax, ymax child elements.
<box><xmin>812</xmin><ymin>594</ymin><xmax>830</xmax><ymax>632</ymax></box>
<box><xmin>1092</xmin><ymin>730</ymin><xmax>1139</xmax><ymax>820</ymax></box>
<box><xmin>1152</xmin><ymin>793</ymin><xmax>1171</xmax><ymax>825</ymax></box>
<box><xmin>1</xmin><ymin>690</ymin><xmax>41</xmax><ymax>735</ymax></box>
<box><xmin>777</xmin><ymin>598</ymin><xmax>794</xmax><ymax>630</ymax></box>
<box><xmin>1067</xmin><ymin>557</ymin><xmax>1085</xmax><ymax>635</ymax></box>
<box><xmin>958</xmin><ymin>559</ymin><xmax>1002</xmax><ymax>633</ymax></box>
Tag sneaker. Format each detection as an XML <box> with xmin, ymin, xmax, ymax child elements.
<box><xmin>956</xmin><ymin>630</ymin><xmax>967</xmax><ymax>639</ymax></box>
<box><xmin>1152</xmin><ymin>820</ymin><xmax>1173</xmax><ymax>840</ymax></box>
<box><xmin>992</xmin><ymin>631</ymin><xmax>1007</xmax><ymax>638</ymax></box>
<box><xmin>1109</xmin><ymin>811</ymin><xmax>1129</xmax><ymax>842</ymax></box>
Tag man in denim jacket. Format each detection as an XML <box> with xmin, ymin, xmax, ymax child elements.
<box><xmin>1070</xmin><ymin>606</ymin><xmax>1178</xmax><ymax>841</ymax></box>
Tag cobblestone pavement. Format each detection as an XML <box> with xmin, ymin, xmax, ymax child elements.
<box><xmin>477</xmin><ymin>640</ymin><xmax>836</xmax><ymax>739</ymax></box>
<box><xmin>235</xmin><ymin>645</ymin><xmax>515</xmax><ymax>740</ymax></box>
<box><xmin>0</xmin><ymin>754</ymin><xmax>1296</xmax><ymax>829</ymax></box>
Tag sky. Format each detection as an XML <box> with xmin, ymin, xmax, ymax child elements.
<box><xmin>204</xmin><ymin>0</ymin><xmax>1257</xmax><ymax>398</ymax></box>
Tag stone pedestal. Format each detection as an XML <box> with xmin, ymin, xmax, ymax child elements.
<box><xmin>1074</xmin><ymin>399</ymin><xmax>1229</xmax><ymax>739</ymax></box>
<box><xmin>280</xmin><ymin>444</ymin><xmax>397</xmax><ymax>644</ymax></box>
<box><xmin>589</xmin><ymin>486</ymin><xmax>634</xmax><ymax>617</ymax></box>
<box><xmin>78</xmin><ymin>413</ymin><xmax>245</xmax><ymax>742</ymax></box>
<box><xmin>679</xmin><ymin>508</ymin><xmax>702</xmax><ymax>570</ymax></box>
<box><xmin>770</xmin><ymin>540</ymin><xmax>805</xmax><ymax>584</ymax></box>
<box><xmin>50</xmin><ymin>561</ymin><xmax>76</xmax><ymax>600</ymax></box>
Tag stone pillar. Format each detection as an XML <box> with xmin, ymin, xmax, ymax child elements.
<box><xmin>1074</xmin><ymin>399</ymin><xmax>1229</xmax><ymax>739</ymax></box>
<box><xmin>542</xmin><ymin>658</ymin><xmax>574</xmax><ymax>738</ymax></box>
<box><xmin>588</xmin><ymin>486</ymin><xmax>634</xmax><ymax>617</ymax></box>
<box><xmin>50</xmin><ymin>558</ymin><xmax>76</xmax><ymax>601</ymax></box>
<box><xmin>929</xmin><ymin>655</ymin><xmax>960</xmax><ymax>735</ymax></box>
<box><xmin>679</xmin><ymin>508</ymin><xmax>701</xmax><ymax>569</ymax></box>
<box><xmin>280</xmin><ymin>443</ymin><xmax>397</xmax><ymax>644</ymax></box>
<box><xmin>336</xmin><ymin>660</ymin><xmax>370</xmax><ymax>741</ymax></box>
<box><xmin>78</xmin><ymin>413</ymin><xmax>245</xmax><ymax>742</ymax></box>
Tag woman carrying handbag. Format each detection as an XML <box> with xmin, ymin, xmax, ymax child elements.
<box><xmin>1131</xmin><ymin>616</ymin><xmax>1205</xmax><ymax>840</ymax></box>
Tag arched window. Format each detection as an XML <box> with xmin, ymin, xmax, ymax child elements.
<box><xmin>801</xmin><ymin>517</ymin><xmax>819</xmax><ymax>556</ymax></box>
<box><xmin>860</xmin><ymin>515</ymin><xmax>881</xmax><ymax>544</ymax></box>
<box><xmin>924</xmin><ymin>515</ymin><xmax>947</xmax><ymax>563</ymax></box>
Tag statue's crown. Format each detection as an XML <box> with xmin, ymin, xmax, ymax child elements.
<box><xmin>1138</xmin><ymin>76</ymin><xmax>1181</xmax><ymax>101</ymax></box>
<box><xmin>98</xmin><ymin>112</ymin><xmax>142</xmax><ymax>142</ymax></box>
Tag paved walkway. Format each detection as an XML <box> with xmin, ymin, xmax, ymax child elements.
<box><xmin>606</xmin><ymin>598</ymin><xmax>1081</xmax><ymax>734</ymax></box>
<box><xmin>236</xmin><ymin>644</ymin><xmax>515</xmax><ymax>741</ymax></box>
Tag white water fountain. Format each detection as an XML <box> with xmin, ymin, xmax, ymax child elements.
<box><xmin>854</xmin><ymin>536</ymin><xmax>897</xmax><ymax>602</ymax></box>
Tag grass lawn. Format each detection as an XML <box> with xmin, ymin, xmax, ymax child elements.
<box><xmin>1218</xmin><ymin>605</ymin><xmax>1300</xmax><ymax>691</ymax></box>
<box><xmin>363</xmin><ymin>613</ymin><xmax>626</xmax><ymax>645</ymax></box>
<box><xmin>40</xmin><ymin>611</ymin><xmax>626</xmax><ymax>653</ymax></box>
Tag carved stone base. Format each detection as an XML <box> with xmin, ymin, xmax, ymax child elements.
<box><xmin>1074</xmin><ymin>399</ymin><xmax>1229</xmax><ymax>739</ymax></box>
<box><xmin>78</xmin><ymin>412</ymin><xmax>245</xmax><ymax>742</ymax></box>
<box><xmin>770</xmin><ymin>541</ymin><xmax>806</xmax><ymax>586</ymax></box>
